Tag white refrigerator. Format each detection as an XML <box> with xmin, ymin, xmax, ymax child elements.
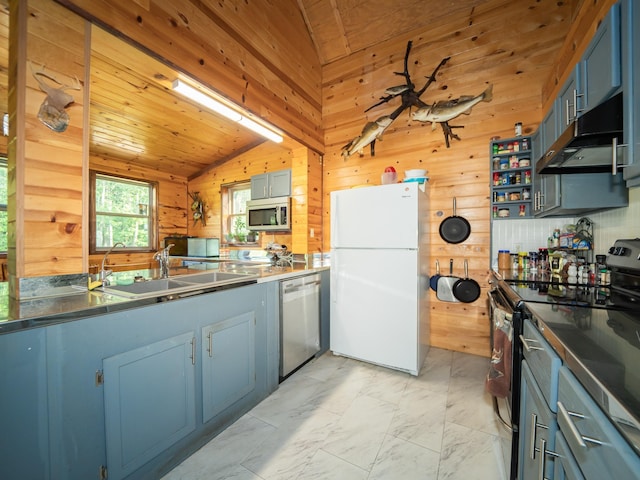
<box><xmin>330</xmin><ymin>182</ymin><xmax>430</xmax><ymax>375</ymax></box>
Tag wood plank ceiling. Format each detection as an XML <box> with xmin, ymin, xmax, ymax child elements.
<box><xmin>1</xmin><ymin>0</ymin><xmax>580</xmax><ymax>176</ymax></box>
<box><xmin>297</xmin><ymin>0</ymin><xmax>485</xmax><ymax>65</ymax></box>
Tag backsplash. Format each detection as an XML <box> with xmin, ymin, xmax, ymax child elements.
<box><xmin>491</xmin><ymin>186</ymin><xmax>640</xmax><ymax>266</ymax></box>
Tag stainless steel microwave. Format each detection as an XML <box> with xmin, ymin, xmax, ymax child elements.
<box><xmin>246</xmin><ymin>197</ymin><xmax>291</xmax><ymax>231</ymax></box>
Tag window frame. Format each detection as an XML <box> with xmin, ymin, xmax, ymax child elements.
<box><xmin>89</xmin><ymin>170</ymin><xmax>158</xmax><ymax>254</ymax></box>
<box><xmin>221</xmin><ymin>181</ymin><xmax>252</xmax><ymax>243</ymax></box>
<box><xmin>0</xmin><ymin>157</ymin><xmax>6</xmax><ymax>256</ymax></box>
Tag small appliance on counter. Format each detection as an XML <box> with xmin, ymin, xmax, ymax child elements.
<box><xmin>164</xmin><ymin>236</ymin><xmax>220</xmax><ymax>257</ymax></box>
<box><xmin>187</xmin><ymin>237</ymin><xmax>220</xmax><ymax>257</ymax></box>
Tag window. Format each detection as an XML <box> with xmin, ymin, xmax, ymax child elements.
<box><xmin>0</xmin><ymin>158</ymin><xmax>6</xmax><ymax>253</ymax></box>
<box><xmin>90</xmin><ymin>172</ymin><xmax>157</xmax><ymax>253</ymax></box>
<box><xmin>222</xmin><ymin>182</ymin><xmax>251</xmax><ymax>243</ymax></box>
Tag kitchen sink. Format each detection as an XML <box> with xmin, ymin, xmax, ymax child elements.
<box><xmin>172</xmin><ymin>271</ymin><xmax>253</xmax><ymax>284</ymax></box>
<box><xmin>101</xmin><ymin>271</ymin><xmax>258</xmax><ymax>299</ymax></box>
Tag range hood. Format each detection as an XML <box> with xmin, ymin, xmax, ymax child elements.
<box><xmin>536</xmin><ymin>92</ymin><xmax>623</xmax><ymax>174</ymax></box>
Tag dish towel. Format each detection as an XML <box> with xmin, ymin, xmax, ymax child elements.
<box><xmin>485</xmin><ymin>306</ymin><xmax>513</xmax><ymax>399</ymax></box>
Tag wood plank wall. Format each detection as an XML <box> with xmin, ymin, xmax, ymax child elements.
<box><xmin>187</xmin><ymin>139</ymin><xmax>320</xmax><ymax>256</ymax></box>
<box><xmin>320</xmin><ymin>0</ymin><xmax>582</xmax><ymax>356</ymax></box>
<box><xmin>8</xmin><ymin>0</ymin><xmax>86</xmax><ymax>291</ymax></box>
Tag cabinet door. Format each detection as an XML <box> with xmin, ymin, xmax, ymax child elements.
<box><xmin>269</xmin><ymin>169</ymin><xmax>291</xmax><ymax>197</ymax></box>
<box><xmin>103</xmin><ymin>331</ymin><xmax>196</xmax><ymax>480</ymax></box>
<box><xmin>251</xmin><ymin>173</ymin><xmax>269</xmax><ymax>199</ymax></box>
<box><xmin>580</xmin><ymin>2</ymin><xmax>621</xmax><ymax>112</ymax></box>
<box><xmin>557</xmin><ymin>366</ymin><xmax>640</xmax><ymax>480</ymax></box>
<box><xmin>534</xmin><ymin>174</ymin><xmax>559</xmax><ymax>216</ymax></box>
<box><xmin>554</xmin><ymin>430</ymin><xmax>585</xmax><ymax>480</ymax></box>
<box><xmin>622</xmin><ymin>0</ymin><xmax>640</xmax><ymax>185</ymax></box>
<box><xmin>202</xmin><ymin>311</ymin><xmax>256</xmax><ymax>423</ymax></box>
<box><xmin>541</xmin><ymin>102</ymin><xmax>559</xmax><ymax>154</ymax></box>
<box><xmin>519</xmin><ymin>361</ymin><xmax>558</xmax><ymax>480</ymax></box>
<box><xmin>0</xmin><ymin>328</ymin><xmax>49</xmax><ymax>480</ymax></box>
<box><xmin>558</xmin><ymin>66</ymin><xmax>581</xmax><ymax>127</ymax></box>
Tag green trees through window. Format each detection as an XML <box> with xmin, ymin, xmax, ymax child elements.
<box><xmin>91</xmin><ymin>172</ymin><xmax>157</xmax><ymax>251</ymax></box>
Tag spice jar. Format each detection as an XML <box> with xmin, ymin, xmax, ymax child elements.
<box><xmin>498</xmin><ymin>208</ymin><xmax>510</xmax><ymax>217</ymax></box>
<box><xmin>519</xmin><ymin>204</ymin><xmax>526</xmax><ymax>216</ymax></box>
<box><xmin>498</xmin><ymin>250</ymin><xmax>511</xmax><ymax>270</ymax></box>
<box><xmin>496</xmin><ymin>192</ymin><xmax>506</xmax><ymax>202</ymax></box>
<box><xmin>515</xmin><ymin>122</ymin><xmax>522</xmax><ymax>136</ymax></box>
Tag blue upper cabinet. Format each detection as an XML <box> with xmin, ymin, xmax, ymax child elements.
<box><xmin>540</xmin><ymin>101</ymin><xmax>559</xmax><ymax>155</ymax></box>
<box><xmin>558</xmin><ymin>65</ymin><xmax>581</xmax><ymax>129</ymax></box>
<box><xmin>580</xmin><ymin>2</ymin><xmax>622</xmax><ymax>113</ymax></box>
<box><xmin>620</xmin><ymin>0</ymin><xmax>640</xmax><ymax>185</ymax></box>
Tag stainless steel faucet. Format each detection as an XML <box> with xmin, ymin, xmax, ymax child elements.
<box><xmin>101</xmin><ymin>242</ymin><xmax>125</xmax><ymax>285</ymax></box>
<box><xmin>154</xmin><ymin>243</ymin><xmax>175</xmax><ymax>278</ymax></box>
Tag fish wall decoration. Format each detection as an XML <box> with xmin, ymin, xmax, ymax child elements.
<box><xmin>30</xmin><ymin>62</ymin><xmax>81</xmax><ymax>133</ymax></box>
<box><xmin>341</xmin><ymin>41</ymin><xmax>493</xmax><ymax>157</ymax></box>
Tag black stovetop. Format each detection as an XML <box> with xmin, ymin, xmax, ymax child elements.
<box><xmin>495</xmin><ymin>269</ymin><xmax>640</xmax><ymax>313</ymax></box>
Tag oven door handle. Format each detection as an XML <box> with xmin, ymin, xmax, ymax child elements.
<box><xmin>488</xmin><ymin>289</ymin><xmax>514</xmax><ymax>316</ymax></box>
<box><xmin>519</xmin><ymin>334</ymin><xmax>543</xmax><ymax>352</ymax></box>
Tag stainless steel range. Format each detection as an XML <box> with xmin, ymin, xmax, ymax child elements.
<box><xmin>488</xmin><ymin>238</ymin><xmax>640</xmax><ymax>480</ymax></box>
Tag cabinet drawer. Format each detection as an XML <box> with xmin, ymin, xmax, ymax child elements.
<box><xmin>557</xmin><ymin>367</ymin><xmax>640</xmax><ymax>480</ymax></box>
<box><xmin>521</xmin><ymin>320</ymin><xmax>562</xmax><ymax>411</ymax></box>
<box><xmin>554</xmin><ymin>430</ymin><xmax>585</xmax><ymax>480</ymax></box>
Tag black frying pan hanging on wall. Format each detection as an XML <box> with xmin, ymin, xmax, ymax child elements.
<box><xmin>439</xmin><ymin>197</ymin><xmax>471</xmax><ymax>244</ymax></box>
<box><xmin>452</xmin><ymin>259</ymin><xmax>481</xmax><ymax>303</ymax></box>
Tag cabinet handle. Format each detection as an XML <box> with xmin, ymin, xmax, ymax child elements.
<box><xmin>611</xmin><ymin>137</ymin><xmax>630</xmax><ymax>176</ymax></box>
<box><xmin>263</xmin><ymin>186</ymin><xmax>267</xmax><ymax>197</ymax></box>
<box><xmin>530</xmin><ymin>413</ymin><xmax>538</xmax><ymax>459</ymax></box>
<box><xmin>565</xmin><ymin>99</ymin><xmax>571</xmax><ymax>126</ymax></box>
<box><xmin>557</xmin><ymin>401</ymin><xmax>604</xmax><ymax>448</ymax></box>
<box><xmin>530</xmin><ymin>413</ymin><xmax>550</xmax><ymax>460</ymax></box>
<box><xmin>573</xmin><ymin>89</ymin><xmax>584</xmax><ymax>116</ymax></box>
<box><xmin>207</xmin><ymin>331</ymin><xmax>213</xmax><ymax>357</ymax></box>
<box><xmin>519</xmin><ymin>334</ymin><xmax>543</xmax><ymax>352</ymax></box>
<box><xmin>537</xmin><ymin>438</ymin><xmax>559</xmax><ymax>480</ymax></box>
<box><xmin>538</xmin><ymin>438</ymin><xmax>547</xmax><ymax>480</ymax></box>
<box><xmin>545</xmin><ymin>149</ymin><xmax>555</xmax><ymax>158</ymax></box>
<box><xmin>269</xmin><ymin>185</ymin><xmax>272</xmax><ymax>197</ymax></box>
<box><xmin>190</xmin><ymin>337</ymin><xmax>196</xmax><ymax>366</ymax></box>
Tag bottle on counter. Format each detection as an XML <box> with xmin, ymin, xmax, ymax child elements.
<box><xmin>498</xmin><ymin>250</ymin><xmax>511</xmax><ymax>270</ymax></box>
<box><xmin>518</xmin><ymin>252</ymin><xmax>529</xmax><ymax>271</ymax></box>
<box><xmin>529</xmin><ymin>251</ymin><xmax>538</xmax><ymax>273</ymax></box>
<box><xmin>511</xmin><ymin>253</ymin><xmax>519</xmax><ymax>271</ymax></box>
<box><xmin>537</xmin><ymin>248</ymin><xmax>548</xmax><ymax>272</ymax></box>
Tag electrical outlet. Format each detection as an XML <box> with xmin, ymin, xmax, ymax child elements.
<box><xmin>310</xmin><ymin>228</ymin><xmax>315</xmax><ymax>238</ymax></box>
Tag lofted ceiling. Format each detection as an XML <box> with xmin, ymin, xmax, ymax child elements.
<box><xmin>297</xmin><ymin>0</ymin><xmax>485</xmax><ymax>65</ymax></box>
<box><xmin>1</xmin><ymin>1</ymin><xmax>580</xmax><ymax>177</ymax></box>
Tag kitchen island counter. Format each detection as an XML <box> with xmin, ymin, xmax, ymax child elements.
<box><xmin>0</xmin><ymin>262</ymin><xmax>329</xmax><ymax>334</ymax></box>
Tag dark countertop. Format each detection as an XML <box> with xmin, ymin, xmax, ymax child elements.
<box><xmin>0</xmin><ymin>261</ymin><xmax>328</xmax><ymax>335</ymax></box>
<box><xmin>525</xmin><ymin>301</ymin><xmax>640</xmax><ymax>455</ymax></box>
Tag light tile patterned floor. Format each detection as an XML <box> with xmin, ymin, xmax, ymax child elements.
<box><xmin>163</xmin><ymin>348</ymin><xmax>511</xmax><ymax>480</ymax></box>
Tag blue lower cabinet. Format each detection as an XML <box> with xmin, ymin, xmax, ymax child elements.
<box><xmin>202</xmin><ymin>312</ymin><xmax>256</xmax><ymax>422</ymax></box>
<box><xmin>0</xmin><ymin>328</ymin><xmax>49</xmax><ymax>480</ymax></box>
<box><xmin>554</xmin><ymin>430</ymin><xmax>585</xmax><ymax>480</ymax></box>
<box><xmin>103</xmin><ymin>331</ymin><xmax>197</xmax><ymax>480</ymax></box>
<box><xmin>519</xmin><ymin>361</ymin><xmax>558</xmax><ymax>480</ymax></box>
<box><xmin>557</xmin><ymin>366</ymin><xmax>640</xmax><ymax>479</ymax></box>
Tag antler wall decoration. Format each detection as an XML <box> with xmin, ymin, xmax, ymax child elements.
<box><xmin>30</xmin><ymin>62</ymin><xmax>81</xmax><ymax>133</ymax></box>
<box><xmin>341</xmin><ymin>41</ymin><xmax>493</xmax><ymax>158</ymax></box>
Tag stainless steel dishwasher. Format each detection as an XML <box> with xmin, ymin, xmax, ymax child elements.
<box><xmin>280</xmin><ymin>273</ymin><xmax>321</xmax><ymax>378</ymax></box>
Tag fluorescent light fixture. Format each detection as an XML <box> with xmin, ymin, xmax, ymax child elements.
<box><xmin>172</xmin><ymin>79</ymin><xmax>283</xmax><ymax>143</ymax></box>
